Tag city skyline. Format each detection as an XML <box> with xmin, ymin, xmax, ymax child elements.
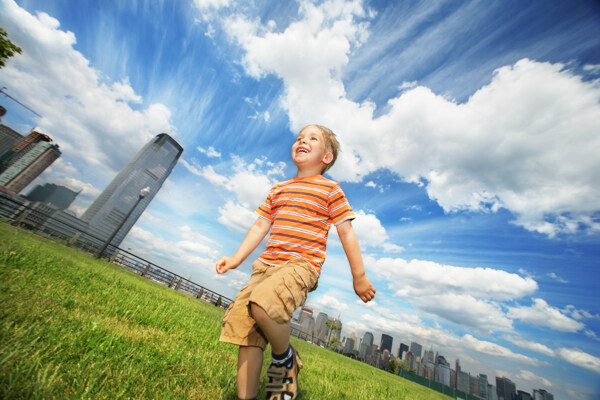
<box><xmin>0</xmin><ymin>1</ymin><xmax>598</xmax><ymax>399</ymax></box>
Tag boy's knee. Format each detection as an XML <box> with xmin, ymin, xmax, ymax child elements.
<box><xmin>249</xmin><ymin>302</ymin><xmax>269</xmax><ymax>323</ymax></box>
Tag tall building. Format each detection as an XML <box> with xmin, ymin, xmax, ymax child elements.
<box><xmin>314</xmin><ymin>312</ymin><xmax>329</xmax><ymax>344</ymax></box>
<box><xmin>301</xmin><ymin>315</ymin><xmax>315</xmax><ymax>339</ymax></box>
<box><xmin>0</xmin><ymin>130</ymin><xmax>60</xmax><ymax>193</ymax></box>
<box><xmin>457</xmin><ymin>371</ymin><xmax>470</xmax><ymax>394</ymax></box>
<box><xmin>380</xmin><ymin>333</ymin><xmax>393</xmax><ymax>354</ymax></box>
<box><xmin>360</xmin><ymin>332</ymin><xmax>374</xmax><ymax>360</ymax></box>
<box><xmin>517</xmin><ymin>390</ymin><xmax>533</xmax><ymax>400</ymax></box>
<box><xmin>496</xmin><ymin>376</ymin><xmax>516</xmax><ymax>400</ymax></box>
<box><xmin>24</xmin><ymin>183</ymin><xmax>80</xmax><ymax>210</ymax></box>
<box><xmin>410</xmin><ymin>341</ymin><xmax>423</xmax><ymax>360</ymax></box>
<box><xmin>398</xmin><ymin>343</ymin><xmax>409</xmax><ymax>360</ymax></box>
<box><xmin>478</xmin><ymin>374</ymin><xmax>488</xmax><ymax>399</ymax></box>
<box><xmin>298</xmin><ymin>306</ymin><xmax>313</xmax><ymax>324</ymax></box>
<box><xmin>0</xmin><ymin>124</ymin><xmax>22</xmax><ymax>156</ymax></box>
<box><xmin>82</xmin><ymin>133</ymin><xmax>182</xmax><ymax>254</ymax></box>
<box><xmin>532</xmin><ymin>389</ymin><xmax>554</xmax><ymax>400</ymax></box>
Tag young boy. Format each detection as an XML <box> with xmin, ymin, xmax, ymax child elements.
<box><xmin>216</xmin><ymin>124</ymin><xmax>376</xmax><ymax>400</ymax></box>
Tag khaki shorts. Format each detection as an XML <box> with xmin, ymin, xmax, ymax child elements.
<box><xmin>219</xmin><ymin>258</ymin><xmax>319</xmax><ymax>350</ymax></box>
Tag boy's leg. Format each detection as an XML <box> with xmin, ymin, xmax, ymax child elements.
<box><xmin>249</xmin><ymin>302</ymin><xmax>291</xmax><ymax>353</ymax></box>
<box><xmin>237</xmin><ymin>346</ymin><xmax>264</xmax><ymax>399</ymax></box>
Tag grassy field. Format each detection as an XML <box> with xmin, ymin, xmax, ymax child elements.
<box><xmin>0</xmin><ymin>221</ymin><xmax>451</xmax><ymax>399</ymax></box>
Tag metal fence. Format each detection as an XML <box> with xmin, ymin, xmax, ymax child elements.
<box><xmin>0</xmin><ymin>189</ymin><xmax>233</xmax><ymax>309</ymax></box>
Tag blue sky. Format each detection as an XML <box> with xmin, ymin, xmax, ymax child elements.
<box><xmin>1</xmin><ymin>0</ymin><xmax>599</xmax><ymax>398</ymax></box>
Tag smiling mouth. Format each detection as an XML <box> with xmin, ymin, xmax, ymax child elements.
<box><xmin>297</xmin><ymin>148</ymin><xmax>309</xmax><ymax>153</ymax></box>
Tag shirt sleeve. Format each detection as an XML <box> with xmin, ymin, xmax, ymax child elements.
<box><xmin>328</xmin><ymin>184</ymin><xmax>355</xmax><ymax>226</ymax></box>
<box><xmin>255</xmin><ymin>187</ymin><xmax>274</xmax><ymax>222</ymax></box>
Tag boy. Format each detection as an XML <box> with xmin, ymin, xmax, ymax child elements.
<box><xmin>216</xmin><ymin>124</ymin><xmax>376</xmax><ymax>400</ymax></box>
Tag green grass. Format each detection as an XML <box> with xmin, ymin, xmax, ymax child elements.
<box><xmin>0</xmin><ymin>221</ymin><xmax>451</xmax><ymax>399</ymax></box>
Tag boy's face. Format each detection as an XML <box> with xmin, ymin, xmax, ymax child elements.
<box><xmin>292</xmin><ymin>125</ymin><xmax>333</xmax><ymax>173</ymax></box>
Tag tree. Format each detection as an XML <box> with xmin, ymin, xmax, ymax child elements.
<box><xmin>0</xmin><ymin>28</ymin><xmax>22</xmax><ymax>68</ymax></box>
<box><xmin>388</xmin><ymin>359</ymin><xmax>399</xmax><ymax>374</ymax></box>
<box><xmin>215</xmin><ymin>295</ymin><xmax>222</xmax><ymax>307</ymax></box>
<box><xmin>325</xmin><ymin>319</ymin><xmax>342</xmax><ymax>346</ymax></box>
<box><xmin>329</xmin><ymin>337</ymin><xmax>339</xmax><ymax>350</ymax></box>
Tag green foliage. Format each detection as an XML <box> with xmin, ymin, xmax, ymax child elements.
<box><xmin>0</xmin><ymin>28</ymin><xmax>22</xmax><ymax>68</ymax></box>
<box><xmin>388</xmin><ymin>358</ymin><xmax>399</xmax><ymax>375</ymax></box>
<box><xmin>329</xmin><ymin>336</ymin><xmax>340</xmax><ymax>350</ymax></box>
<box><xmin>0</xmin><ymin>222</ymin><xmax>450</xmax><ymax>399</ymax></box>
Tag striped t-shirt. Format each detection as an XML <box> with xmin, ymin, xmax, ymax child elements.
<box><xmin>256</xmin><ymin>174</ymin><xmax>355</xmax><ymax>275</ymax></box>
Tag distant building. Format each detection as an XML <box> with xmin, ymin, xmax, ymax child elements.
<box><xmin>0</xmin><ymin>130</ymin><xmax>60</xmax><ymax>194</ymax></box>
<box><xmin>24</xmin><ymin>183</ymin><xmax>80</xmax><ymax>210</ymax></box>
<box><xmin>478</xmin><ymin>374</ymin><xmax>488</xmax><ymax>399</ymax></box>
<box><xmin>436</xmin><ymin>363</ymin><xmax>451</xmax><ymax>386</ymax></box>
<box><xmin>457</xmin><ymin>371</ymin><xmax>470</xmax><ymax>394</ymax></box>
<box><xmin>380</xmin><ymin>333</ymin><xmax>393</xmax><ymax>354</ymax></box>
<box><xmin>410</xmin><ymin>341</ymin><xmax>423</xmax><ymax>360</ymax></box>
<box><xmin>0</xmin><ymin>124</ymin><xmax>22</xmax><ymax>156</ymax></box>
<box><xmin>314</xmin><ymin>312</ymin><xmax>329</xmax><ymax>345</ymax></box>
<box><xmin>532</xmin><ymin>389</ymin><xmax>554</xmax><ymax>400</ymax></box>
<box><xmin>360</xmin><ymin>332</ymin><xmax>374</xmax><ymax>360</ymax></box>
<box><xmin>488</xmin><ymin>384</ymin><xmax>498</xmax><ymax>400</ymax></box>
<box><xmin>398</xmin><ymin>342</ymin><xmax>409</xmax><ymax>360</ymax></box>
<box><xmin>517</xmin><ymin>390</ymin><xmax>533</xmax><ymax>400</ymax></box>
<box><xmin>298</xmin><ymin>306</ymin><xmax>313</xmax><ymax>324</ymax></box>
<box><xmin>81</xmin><ymin>133</ymin><xmax>182</xmax><ymax>254</ymax></box>
<box><xmin>301</xmin><ymin>315</ymin><xmax>315</xmax><ymax>340</ymax></box>
<box><xmin>343</xmin><ymin>337</ymin><xmax>355</xmax><ymax>355</ymax></box>
<box><xmin>496</xmin><ymin>376</ymin><xmax>516</xmax><ymax>400</ymax></box>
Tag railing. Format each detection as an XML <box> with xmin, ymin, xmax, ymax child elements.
<box><xmin>0</xmin><ymin>189</ymin><xmax>233</xmax><ymax>309</ymax></box>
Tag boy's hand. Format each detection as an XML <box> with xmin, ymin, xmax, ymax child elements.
<box><xmin>216</xmin><ymin>256</ymin><xmax>240</xmax><ymax>274</ymax></box>
<box><xmin>353</xmin><ymin>273</ymin><xmax>376</xmax><ymax>303</ymax></box>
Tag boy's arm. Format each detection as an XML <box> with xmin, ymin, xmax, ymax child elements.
<box><xmin>216</xmin><ymin>217</ymin><xmax>272</xmax><ymax>274</ymax></box>
<box><xmin>336</xmin><ymin>219</ymin><xmax>376</xmax><ymax>303</ymax></box>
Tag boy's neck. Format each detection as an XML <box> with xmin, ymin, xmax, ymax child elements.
<box><xmin>296</xmin><ymin>166</ymin><xmax>324</xmax><ymax>178</ymax></box>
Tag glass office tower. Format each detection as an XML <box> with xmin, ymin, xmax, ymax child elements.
<box><xmin>82</xmin><ymin>133</ymin><xmax>183</xmax><ymax>253</ymax></box>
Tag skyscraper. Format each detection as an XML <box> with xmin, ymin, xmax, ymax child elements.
<box><xmin>410</xmin><ymin>341</ymin><xmax>423</xmax><ymax>360</ymax></box>
<box><xmin>360</xmin><ymin>331</ymin><xmax>374</xmax><ymax>359</ymax></box>
<box><xmin>82</xmin><ymin>133</ymin><xmax>182</xmax><ymax>253</ymax></box>
<box><xmin>0</xmin><ymin>130</ymin><xmax>60</xmax><ymax>193</ymax></box>
<box><xmin>398</xmin><ymin>343</ymin><xmax>409</xmax><ymax>360</ymax></box>
<box><xmin>314</xmin><ymin>312</ymin><xmax>329</xmax><ymax>345</ymax></box>
<box><xmin>0</xmin><ymin>124</ymin><xmax>22</xmax><ymax>156</ymax></box>
<box><xmin>380</xmin><ymin>333</ymin><xmax>393</xmax><ymax>354</ymax></box>
<box><xmin>25</xmin><ymin>183</ymin><xmax>80</xmax><ymax>210</ymax></box>
<box><xmin>496</xmin><ymin>376</ymin><xmax>516</xmax><ymax>400</ymax></box>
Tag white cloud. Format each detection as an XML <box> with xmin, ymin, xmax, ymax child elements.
<box><xmin>197</xmin><ymin>146</ymin><xmax>222</xmax><ymax>158</ymax></box>
<box><xmin>214</xmin><ymin>0</ymin><xmax>600</xmax><ymax>237</ymax></box>
<box><xmin>127</xmin><ymin>226</ymin><xmax>217</xmax><ymax>272</ymax></box>
<box><xmin>217</xmin><ymin>200</ymin><xmax>257</xmax><ymax>233</ymax></box>
<box><xmin>372</xmin><ymin>256</ymin><xmax>537</xmax><ymax>332</ymax></box>
<box><xmin>547</xmin><ymin>272</ymin><xmax>568</xmax><ymax>284</ymax></box>
<box><xmin>557</xmin><ymin>347</ymin><xmax>600</xmax><ymax>374</ymax></box>
<box><xmin>507</xmin><ymin>298</ymin><xmax>585</xmax><ymax>333</ymax></box>
<box><xmin>516</xmin><ymin>369</ymin><xmax>552</xmax><ymax>388</ymax></box>
<box><xmin>351</xmin><ymin>210</ymin><xmax>403</xmax><ymax>253</ymax></box>
<box><xmin>0</xmin><ymin>1</ymin><xmax>174</xmax><ymax>176</ymax></box>
<box><xmin>504</xmin><ymin>336</ymin><xmax>555</xmax><ymax>357</ymax></box>
<box><xmin>311</xmin><ymin>294</ymin><xmax>349</xmax><ymax>313</ymax></box>
<box><xmin>461</xmin><ymin>335</ymin><xmax>540</xmax><ymax>366</ymax></box>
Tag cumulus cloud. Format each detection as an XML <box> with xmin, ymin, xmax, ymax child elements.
<box><xmin>507</xmin><ymin>298</ymin><xmax>585</xmax><ymax>333</ymax></box>
<box><xmin>197</xmin><ymin>146</ymin><xmax>222</xmax><ymax>158</ymax></box>
<box><xmin>0</xmin><ymin>1</ymin><xmax>175</xmax><ymax>180</ymax></box>
<box><xmin>351</xmin><ymin>210</ymin><xmax>404</xmax><ymax>253</ymax></box>
<box><xmin>372</xmin><ymin>256</ymin><xmax>537</xmax><ymax>332</ymax></box>
<box><xmin>503</xmin><ymin>336</ymin><xmax>555</xmax><ymax>357</ymax></box>
<box><xmin>211</xmin><ymin>0</ymin><xmax>600</xmax><ymax>237</ymax></box>
<box><xmin>311</xmin><ymin>294</ymin><xmax>350</xmax><ymax>313</ymax></box>
<box><xmin>127</xmin><ymin>225</ymin><xmax>217</xmax><ymax>272</ymax></box>
<box><xmin>557</xmin><ymin>347</ymin><xmax>600</xmax><ymax>374</ymax></box>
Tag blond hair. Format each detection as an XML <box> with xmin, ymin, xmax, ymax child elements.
<box><xmin>300</xmin><ymin>124</ymin><xmax>340</xmax><ymax>173</ymax></box>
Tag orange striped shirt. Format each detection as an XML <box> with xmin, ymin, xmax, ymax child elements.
<box><xmin>256</xmin><ymin>175</ymin><xmax>355</xmax><ymax>275</ymax></box>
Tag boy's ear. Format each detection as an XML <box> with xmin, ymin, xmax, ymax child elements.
<box><xmin>322</xmin><ymin>152</ymin><xmax>334</xmax><ymax>165</ymax></box>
